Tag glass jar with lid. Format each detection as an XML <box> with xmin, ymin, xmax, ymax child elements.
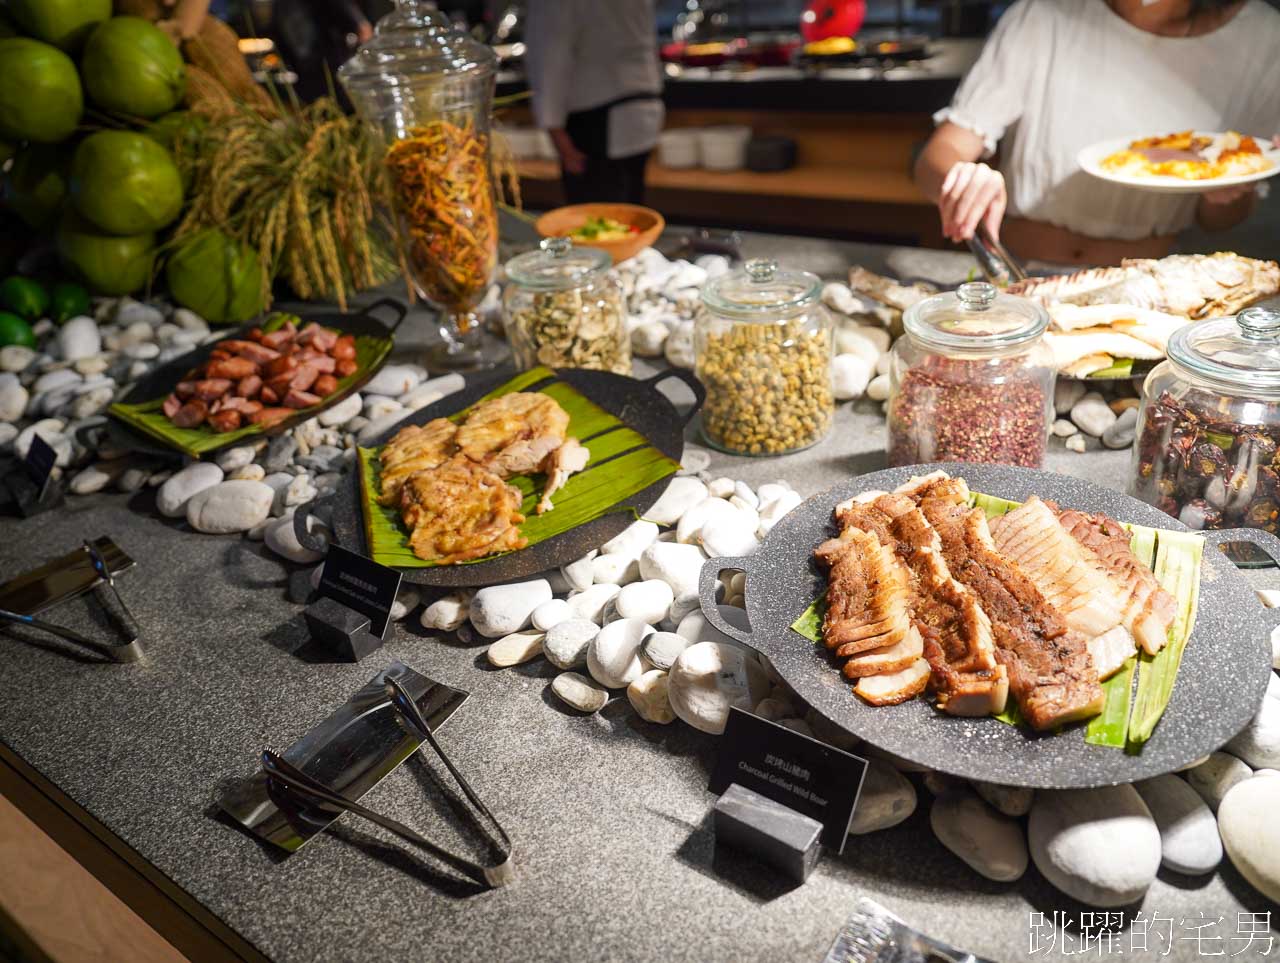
<box><xmin>696</xmin><ymin>258</ymin><xmax>833</xmax><ymax>456</ymax></box>
<box><xmin>503</xmin><ymin>237</ymin><xmax>631</xmax><ymax>375</ymax></box>
<box><xmin>338</xmin><ymin>0</ymin><xmax>506</xmax><ymax>372</ymax></box>
<box><xmin>1131</xmin><ymin>306</ymin><xmax>1280</xmax><ymax>531</ymax></box>
<box><xmin>887</xmin><ymin>281</ymin><xmax>1054</xmax><ymax>468</ymax></box>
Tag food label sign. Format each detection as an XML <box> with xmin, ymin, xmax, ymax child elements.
<box><xmin>709</xmin><ymin>707</ymin><xmax>867</xmax><ymax>852</ymax></box>
<box><xmin>24</xmin><ymin>432</ymin><xmax>57</xmax><ymax>498</ymax></box>
<box><xmin>318</xmin><ymin>544</ymin><xmax>402</xmax><ymax>638</ymax></box>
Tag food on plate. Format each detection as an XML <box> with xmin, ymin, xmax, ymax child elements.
<box><xmin>161</xmin><ymin>317</ymin><xmax>356</xmax><ymax>432</ymax></box>
<box><xmin>1100</xmin><ymin>130</ymin><xmax>1271</xmax><ymax>181</ymax></box>
<box><xmin>375</xmin><ymin>391</ymin><xmax>589</xmax><ymax>563</ymax></box>
<box><xmin>1008</xmin><ymin>253</ymin><xmax>1280</xmax><ymax>321</ymax></box>
<box><xmin>1043</xmin><ymin>304</ymin><xmax>1189</xmax><ymax>378</ymax></box>
<box><xmin>814</xmin><ymin>471</ymin><xmax>1183</xmax><ymax>731</ymax></box>
<box><xmin>566</xmin><ymin>216</ymin><xmax>638</xmax><ymax>243</ymax></box>
<box><xmin>399</xmin><ymin>456</ymin><xmax>527</xmax><ymax>565</ymax></box>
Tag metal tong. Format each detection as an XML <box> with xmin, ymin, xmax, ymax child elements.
<box><xmin>262</xmin><ymin>676</ymin><xmax>513</xmax><ymax>888</ymax></box>
<box><xmin>0</xmin><ymin>540</ymin><xmax>143</xmax><ymax>663</ymax></box>
<box><xmin>966</xmin><ymin>223</ymin><xmax>1028</xmax><ymax>286</ymax></box>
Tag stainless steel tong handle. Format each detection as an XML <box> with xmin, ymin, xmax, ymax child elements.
<box><xmin>0</xmin><ymin>606</ymin><xmax>143</xmax><ymax>663</ymax></box>
<box><xmin>966</xmin><ymin>223</ymin><xmax>1028</xmax><ymax>285</ymax></box>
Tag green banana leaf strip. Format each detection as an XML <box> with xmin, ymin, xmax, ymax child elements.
<box><xmin>109</xmin><ymin>313</ymin><xmax>393</xmax><ymax>458</ymax></box>
<box><xmin>359</xmin><ymin>367</ymin><xmax>680</xmax><ymax>568</ymax></box>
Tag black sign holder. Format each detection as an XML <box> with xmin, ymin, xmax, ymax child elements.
<box><xmin>302</xmin><ymin>544</ymin><xmax>403</xmax><ymax>662</ymax></box>
<box><xmin>4</xmin><ymin>433</ymin><xmax>64</xmax><ymax>517</ymax></box>
<box><xmin>709</xmin><ymin>707</ymin><xmax>868</xmax><ymax>884</ymax></box>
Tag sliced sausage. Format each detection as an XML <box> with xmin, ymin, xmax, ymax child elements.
<box><xmin>221</xmin><ymin>340</ymin><xmax>280</xmax><ymax>364</ymax></box>
<box><xmin>208</xmin><ymin>410</ymin><xmax>242</xmax><ymax>433</ymax></box>
<box><xmin>193</xmin><ymin>378</ymin><xmax>233</xmax><ymax>401</ymax></box>
<box><xmin>264</xmin><ymin>355</ymin><xmax>298</xmax><ymax>378</ymax></box>
<box><xmin>290</xmin><ymin>364</ymin><xmax>320</xmax><ymax>392</ymax></box>
<box><xmin>267</xmin><ymin>373</ymin><xmax>296</xmax><ymax>397</ymax></box>
<box><xmin>283</xmin><ymin>389</ymin><xmax>322</xmax><ymax>409</ymax></box>
<box><xmin>249</xmin><ymin>407</ymin><xmax>293</xmax><ymax>427</ymax></box>
<box><xmin>335</xmin><ymin>357</ymin><xmax>358</xmax><ymax>377</ymax></box>
<box><xmin>332</xmin><ymin>335</ymin><xmax>356</xmax><ymax>361</ymax></box>
<box><xmin>259</xmin><ymin>385</ymin><xmax>279</xmax><ymax>405</ymax></box>
<box><xmin>206</xmin><ymin>357</ymin><xmax>258</xmax><ymax>380</ymax></box>
<box><xmin>236</xmin><ymin>374</ymin><xmax>262</xmax><ymax>398</ymax></box>
<box><xmin>172</xmin><ymin>398</ymin><xmax>208</xmax><ymax>428</ymax></box>
<box><xmin>313</xmin><ymin>374</ymin><xmax>338</xmax><ymax>396</ymax></box>
<box><xmin>175</xmin><ymin>380</ymin><xmax>198</xmax><ymax>399</ymax></box>
<box><xmin>162</xmin><ymin>393</ymin><xmax>182</xmax><ymax>418</ymax></box>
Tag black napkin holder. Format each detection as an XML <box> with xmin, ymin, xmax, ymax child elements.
<box><xmin>302</xmin><ymin>595</ymin><xmax>389</xmax><ymax>662</ymax></box>
<box><xmin>714</xmin><ymin>782</ymin><xmax>823</xmax><ymax>883</ymax></box>
<box><xmin>2</xmin><ymin>463</ymin><xmax>64</xmax><ymax>517</ymax></box>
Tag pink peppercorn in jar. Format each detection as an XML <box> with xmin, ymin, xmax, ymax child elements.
<box><xmin>887</xmin><ymin>281</ymin><xmax>1055</xmax><ymax>468</ymax></box>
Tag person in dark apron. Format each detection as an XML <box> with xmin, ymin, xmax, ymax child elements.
<box><xmin>525</xmin><ymin>0</ymin><xmax>665</xmax><ymax>205</ymax></box>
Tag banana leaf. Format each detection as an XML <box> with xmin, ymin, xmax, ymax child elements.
<box><xmin>359</xmin><ymin>366</ymin><xmax>681</xmax><ymax>568</ymax></box>
<box><xmin>791</xmin><ymin>488</ymin><xmax>1203</xmax><ymax>749</ymax></box>
<box><xmin>109</xmin><ymin>314</ymin><xmax>393</xmax><ymax>458</ymax></box>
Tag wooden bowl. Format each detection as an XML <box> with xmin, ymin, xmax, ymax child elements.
<box><xmin>535</xmin><ymin>203</ymin><xmax>665</xmax><ymax>264</ymax></box>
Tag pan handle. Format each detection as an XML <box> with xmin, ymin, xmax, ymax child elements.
<box><xmin>1200</xmin><ymin>527</ymin><xmax>1280</xmax><ymax>632</ymax></box>
<box><xmin>641</xmin><ymin>368</ymin><xmax>705</xmax><ymax>428</ymax></box>
<box><xmin>362</xmin><ymin>298</ymin><xmax>410</xmax><ymax>335</ymax></box>
<box><xmin>697</xmin><ymin>555</ymin><xmax>756</xmax><ymax>647</ymax></box>
<box><xmin>293</xmin><ymin>494</ymin><xmax>336</xmax><ymax>554</ymax></box>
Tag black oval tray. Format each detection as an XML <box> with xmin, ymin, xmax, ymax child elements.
<box><xmin>309</xmin><ymin>366</ymin><xmax>704</xmax><ymax>588</ymax></box>
<box><xmin>697</xmin><ymin>463</ymin><xmax>1278</xmax><ymax>789</ymax></box>
<box><xmin>105</xmin><ymin>298</ymin><xmax>408</xmax><ymax>459</ymax></box>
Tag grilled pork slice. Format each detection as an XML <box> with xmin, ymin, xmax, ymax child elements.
<box><xmin>989</xmin><ymin>496</ymin><xmax>1127</xmax><ymax>638</ymax></box>
<box><xmin>815</xmin><ymin>527</ymin><xmax>912</xmax><ymax>658</ymax></box>
<box><xmin>914</xmin><ymin>478</ymin><xmax>1104</xmax><ymax>730</ymax></box>
<box><xmin>854</xmin><ymin>658</ymin><xmax>931</xmax><ymax>706</ymax></box>
<box><xmin>1057</xmin><ymin>509</ymin><xmax>1176</xmax><ymax>655</ymax></box>
<box><xmin>1088</xmin><ymin>625</ymin><xmax>1138</xmax><ymax>681</ymax></box>
<box><xmin>843</xmin><ymin>625</ymin><xmax>925</xmax><ymax>679</ymax></box>
<box><xmin>923</xmin><ymin>648</ymin><xmax>1010</xmax><ymax>717</ymax></box>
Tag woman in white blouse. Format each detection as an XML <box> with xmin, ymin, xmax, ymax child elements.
<box><xmin>913</xmin><ymin>0</ymin><xmax>1280</xmax><ymax>264</ymax></box>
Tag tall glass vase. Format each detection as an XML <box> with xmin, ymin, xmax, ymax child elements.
<box><xmin>340</xmin><ymin>0</ymin><xmax>508</xmax><ymax>371</ymax></box>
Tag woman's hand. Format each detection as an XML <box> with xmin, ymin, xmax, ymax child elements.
<box><xmin>549</xmin><ymin>129</ymin><xmax>587</xmax><ymax>176</ymax></box>
<box><xmin>939</xmin><ymin>161</ymin><xmax>1007</xmax><ymax>242</ymax></box>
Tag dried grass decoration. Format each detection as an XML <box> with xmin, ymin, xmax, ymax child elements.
<box><xmin>175</xmin><ymin>95</ymin><xmax>401</xmax><ymax>311</ymax></box>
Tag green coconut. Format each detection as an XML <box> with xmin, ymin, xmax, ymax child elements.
<box><xmin>0</xmin><ymin>38</ymin><xmax>83</xmax><ymax>143</ymax></box>
<box><xmin>7</xmin><ymin>0</ymin><xmax>110</xmax><ymax>52</ymax></box>
<box><xmin>56</xmin><ymin>209</ymin><xmax>155</xmax><ymax>296</ymax></box>
<box><xmin>165</xmin><ymin>230</ymin><xmax>265</xmax><ymax>324</ymax></box>
<box><xmin>81</xmin><ymin>17</ymin><xmax>185</xmax><ymax>119</ymax></box>
<box><xmin>3</xmin><ymin>144</ymin><xmax>71</xmax><ymax>231</ymax></box>
<box><xmin>69</xmin><ymin>130</ymin><xmax>183</xmax><ymax>235</ymax></box>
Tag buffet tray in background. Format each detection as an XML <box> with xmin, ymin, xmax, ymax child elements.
<box><xmin>697</xmin><ymin>463</ymin><xmax>1278</xmax><ymax>789</ymax></box>
<box><xmin>108</xmin><ymin>298</ymin><xmax>408</xmax><ymax>459</ymax></box>
<box><xmin>314</xmin><ymin>366</ymin><xmax>704</xmax><ymax>588</ymax></box>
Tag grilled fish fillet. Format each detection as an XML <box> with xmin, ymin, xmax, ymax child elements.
<box><xmin>1057</xmin><ymin>509</ymin><xmax>1177</xmax><ymax>655</ymax></box>
<box><xmin>989</xmin><ymin>496</ymin><xmax>1128</xmax><ymax>638</ymax></box>
<box><xmin>377</xmin><ymin>417</ymin><xmax>458</xmax><ymax>505</ymax></box>
<box><xmin>912</xmin><ymin>478</ymin><xmax>1104</xmax><ymax>731</ymax></box>
<box><xmin>815</xmin><ymin>527</ymin><xmax>912</xmax><ymax>658</ymax></box>
<box><xmin>1008</xmin><ymin>253</ymin><xmax>1280</xmax><ymax>320</ymax></box>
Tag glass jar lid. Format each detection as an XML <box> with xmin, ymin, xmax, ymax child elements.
<box><xmin>505</xmin><ymin>237</ymin><xmax>611</xmax><ymax>291</ymax></box>
<box><xmin>1168</xmin><ymin>305</ymin><xmax>1280</xmax><ymax>395</ymax></box>
<box><xmin>904</xmin><ymin>282</ymin><xmax>1049</xmax><ymax>352</ymax></box>
<box><xmin>700</xmin><ymin>258</ymin><xmax>821</xmax><ymax>320</ymax></box>
<box><xmin>337</xmin><ymin>0</ymin><xmax>497</xmax><ymax>92</ymax></box>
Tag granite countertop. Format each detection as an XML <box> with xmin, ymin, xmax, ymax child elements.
<box><xmin>0</xmin><ymin>232</ymin><xmax>1276</xmax><ymax>963</ymax></box>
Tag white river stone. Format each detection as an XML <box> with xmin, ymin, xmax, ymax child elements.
<box><xmin>486</xmin><ymin>630</ymin><xmax>546</xmax><ymax>668</ymax></box>
<box><xmin>591</xmin><ymin>553</ymin><xmax>640</xmax><ymax>586</ymax></box>
<box><xmin>543</xmin><ymin>619</ymin><xmax>598</xmax><ymax>670</ymax></box>
<box><xmin>1070</xmin><ymin>392</ymin><xmax>1117</xmax><ymax>438</ymax></box>
<box><xmin>1218</xmin><ymin>776</ymin><xmax>1280</xmax><ymax>903</ymax></box>
<box><xmin>1185</xmin><ymin>752</ymin><xmax>1253</xmax><ymax>813</ymax></box>
<box><xmin>216</xmin><ymin>445</ymin><xmax>257</xmax><ymax>472</ymax></box>
<box><xmin>931</xmin><ymin>790</ymin><xmax>1028</xmax><ymax>882</ymax></box>
<box><xmin>185</xmin><ymin>480</ymin><xmax>274</xmax><ymax>534</ymax></box>
<box><xmin>318</xmin><ymin>392</ymin><xmax>362</xmax><ymax>427</ymax></box>
<box><xmin>421</xmin><ymin>592</ymin><xmax>470</xmax><ymax>632</ymax></box>
<box><xmin>551</xmin><ymin>672</ymin><xmax>609</xmax><ymax>713</ymax></box>
<box><xmin>972</xmin><ymin>781</ymin><xmax>1034</xmax><ymax>818</ymax></box>
<box><xmin>531</xmin><ymin>598</ymin><xmax>573</xmax><ymax>632</ymax></box>
<box><xmin>831</xmin><ymin>353</ymin><xmax>874</xmax><ymax>401</ymax></box>
<box><xmin>667</xmin><ymin>641</ymin><xmax>769</xmax><ymax>734</ymax></box>
<box><xmin>566</xmin><ymin>583</ymin><xmax>620</xmax><ymax>623</ymax></box>
<box><xmin>847</xmin><ymin>760</ymin><xmax>916</xmax><ymax>835</ymax></box>
<box><xmin>1028</xmin><ymin>786</ymin><xmax>1160</xmax><ymax>907</ymax></box>
<box><xmin>57</xmin><ymin>317</ymin><xmax>101</xmax><ymax>361</ymax></box>
<box><xmin>0</xmin><ymin>377</ymin><xmax>28</xmax><ymax>422</ymax></box>
<box><xmin>265</xmin><ymin>514</ymin><xmax>328</xmax><ymax>564</ymax></box>
<box><xmin>615</xmin><ymin>580</ymin><xmax>674</xmax><ymax>624</ymax></box>
<box><xmin>642</xmin><ymin>476</ymin><xmax>708</xmax><ymax>525</ymax></box>
<box><xmin>627</xmin><ymin>669</ymin><xmax>675</xmax><ymax>724</ymax></box>
<box><xmin>1226</xmin><ymin>694</ymin><xmax>1280</xmax><ymax>769</ymax></box>
<box><xmin>587</xmin><ymin>618</ymin><xmax>653</xmax><ymax>688</ymax></box>
<box><xmin>639</xmin><ymin>541</ymin><xmax>707</xmax><ymax>598</ymax></box>
<box><xmin>469</xmin><ymin>579</ymin><xmax>551</xmax><ymax>638</ymax></box>
<box><xmin>1133</xmin><ymin>774</ymin><xmax>1222</xmax><ymax>876</ymax></box>
<box><xmin>157</xmin><ymin>462</ymin><xmax>224</xmax><ymax>517</ymax></box>
<box><xmin>601</xmin><ymin>519</ymin><xmax>660</xmax><ymax>561</ymax></box>
<box><xmin>677</xmin><ymin>497</ymin><xmax>738</xmax><ymax>544</ymax></box>
<box><xmin>640</xmin><ymin>631</ymin><xmax>691</xmax><ymax>671</ymax></box>
<box><xmin>362</xmin><ymin>364</ymin><xmax>420</xmax><ymax>397</ymax></box>
<box><xmin>561</xmin><ymin>551</ymin><xmax>597</xmax><ymax>592</ymax></box>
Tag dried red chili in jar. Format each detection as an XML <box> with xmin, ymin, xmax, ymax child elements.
<box><xmin>886</xmin><ymin>282</ymin><xmax>1054</xmax><ymax>468</ymax></box>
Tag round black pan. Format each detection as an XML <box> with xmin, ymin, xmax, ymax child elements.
<box><xmin>311</xmin><ymin>366</ymin><xmax>704</xmax><ymax>589</ymax></box>
<box><xmin>104</xmin><ymin>298</ymin><xmax>409</xmax><ymax>459</ymax></box>
<box><xmin>697</xmin><ymin>463</ymin><xmax>1279</xmax><ymax>789</ymax></box>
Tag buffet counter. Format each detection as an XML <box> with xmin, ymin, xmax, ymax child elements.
<box><xmin>0</xmin><ymin>231</ymin><xmax>1273</xmax><ymax>963</ymax></box>
<box><xmin>505</xmin><ymin>41</ymin><xmax>981</xmax><ymax>242</ymax></box>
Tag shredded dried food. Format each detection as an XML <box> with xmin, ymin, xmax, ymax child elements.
<box><xmin>887</xmin><ymin>357</ymin><xmax>1047</xmax><ymax>468</ymax></box>
<box><xmin>384</xmin><ymin>120</ymin><xmax>497</xmax><ymax>327</ymax></box>
<box><xmin>508</xmin><ymin>287</ymin><xmax>631</xmax><ymax>375</ymax></box>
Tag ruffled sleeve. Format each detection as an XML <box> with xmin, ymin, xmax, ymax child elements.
<box><xmin>934</xmin><ymin>0</ymin><xmax>1043</xmax><ymax>158</ymax></box>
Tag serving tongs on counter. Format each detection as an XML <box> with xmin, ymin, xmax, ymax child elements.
<box><xmin>0</xmin><ymin>537</ymin><xmax>142</xmax><ymax>663</ymax></box>
<box><xmin>966</xmin><ymin>223</ymin><xmax>1028</xmax><ymax>287</ymax></box>
<box><xmin>262</xmin><ymin>675</ymin><xmax>513</xmax><ymax>888</ymax></box>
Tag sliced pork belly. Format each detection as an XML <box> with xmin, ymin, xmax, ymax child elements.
<box><xmin>989</xmin><ymin>496</ymin><xmax>1128</xmax><ymax>638</ymax></box>
<box><xmin>913</xmin><ymin>478</ymin><xmax>1104</xmax><ymax>731</ymax></box>
<box><xmin>1057</xmin><ymin>509</ymin><xmax>1176</xmax><ymax>655</ymax></box>
<box><xmin>853</xmin><ymin>658</ymin><xmax>931</xmax><ymax>706</ymax></box>
<box><xmin>843</xmin><ymin>625</ymin><xmax>924</xmax><ymax>679</ymax></box>
<box><xmin>815</xmin><ymin>527</ymin><xmax>912</xmax><ymax>658</ymax></box>
<box><xmin>1088</xmin><ymin>625</ymin><xmax>1137</xmax><ymax>681</ymax></box>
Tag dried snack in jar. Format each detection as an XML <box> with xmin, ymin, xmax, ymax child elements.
<box><xmin>509</xmin><ymin>287</ymin><xmax>630</xmax><ymax>375</ymax></box>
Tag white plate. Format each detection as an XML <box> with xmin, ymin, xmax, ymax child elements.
<box><xmin>1077</xmin><ymin>132</ymin><xmax>1280</xmax><ymax>194</ymax></box>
